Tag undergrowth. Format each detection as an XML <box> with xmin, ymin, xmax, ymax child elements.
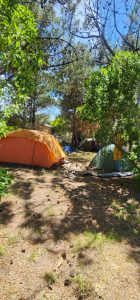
<box><xmin>132</xmin><ymin>175</ymin><xmax>140</xmax><ymax>192</ymax></box>
<box><xmin>28</xmin><ymin>248</ymin><xmax>39</xmax><ymax>262</ymax></box>
<box><xmin>0</xmin><ymin>169</ymin><xmax>12</xmax><ymax>201</ymax></box>
<box><xmin>73</xmin><ymin>272</ymin><xmax>91</xmax><ymax>297</ymax></box>
<box><xmin>44</xmin><ymin>271</ymin><xmax>57</xmax><ymax>285</ymax></box>
<box><xmin>74</xmin><ymin>231</ymin><xmax>118</xmax><ymax>253</ymax></box>
<box><xmin>7</xmin><ymin>235</ymin><xmax>19</xmax><ymax>245</ymax></box>
<box><xmin>46</xmin><ymin>205</ymin><xmax>55</xmax><ymax>217</ymax></box>
<box><xmin>110</xmin><ymin>198</ymin><xmax>140</xmax><ymax>235</ymax></box>
<box><xmin>0</xmin><ymin>245</ymin><xmax>6</xmax><ymax>256</ymax></box>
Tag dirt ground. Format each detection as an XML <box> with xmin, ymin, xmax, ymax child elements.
<box><xmin>0</xmin><ymin>152</ymin><xmax>140</xmax><ymax>300</ymax></box>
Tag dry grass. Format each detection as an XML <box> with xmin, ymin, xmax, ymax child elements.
<box><xmin>46</xmin><ymin>205</ymin><xmax>55</xmax><ymax>217</ymax></box>
<box><xmin>28</xmin><ymin>248</ymin><xmax>40</xmax><ymax>262</ymax></box>
<box><xmin>74</xmin><ymin>231</ymin><xmax>118</xmax><ymax>253</ymax></box>
<box><xmin>7</xmin><ymin>234</ymin><xmax>19</xmax><ymax>245</ymax></box>
<box><xmin>44</xmin><ymin>271</ymin><xmax>57</xmax><ymax>285</ymax></box>
<box><xmin>73</xmin><ymin>271</ymin><xmax>91</xmax><ymax>297</ymax></box>
<box><xmin>0</xmin><ymin>245</ymin><xmax>6</xmax><ymax>256</ymax></box>
<box><xmin>68</xmin><ymin>151</ymin><xmax>94</xmax><ymax>162</ymax></box>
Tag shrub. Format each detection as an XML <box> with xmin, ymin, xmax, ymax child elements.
<box><xmin>0</xmin><ymin>169</ymin><xmax>12</xmax><ymax>201</ymax></box>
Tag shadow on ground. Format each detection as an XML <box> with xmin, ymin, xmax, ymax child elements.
<box><xmin>0</xmin><ymin>164</ymin><xmax>140</xmax><ymax>266</ymax></box>
<box><xmin>0</xmin><ymin>201</ymin><xmax>14</xmax><ymax>225</ymax></box>
<box><xmin>49</xmin><ymin>175</ymin><xmax>140</xmax><ymax>245</ymax></box>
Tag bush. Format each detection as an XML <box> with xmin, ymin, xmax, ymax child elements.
<box><xmin>0</xmin><ymin>169</ymin><xmax>12</xmax><ymax>201</ymax></box>
<box><xmin>132</xmin><ymin>175</ymin><xmax>140</xmax><ymax>192</ymax></box>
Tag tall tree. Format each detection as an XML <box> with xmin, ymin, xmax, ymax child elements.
<box><xmin>56</xmin><ymin>44</ymin><xmax>93</xmax><ymax>146</ymax></box>
<box><xmin>8</xmin><ymin>71</ymin><xmax>56</xmax><ymax>128</ymax></box>
<box><xmin>64</xmin><ymin>0</ymin><xmax>140</xmax><ymax>64</ymax></box>
<box><xmin>0</xmin><ymin>0</ymin><xmax>43</xmax><ymax>133</ymax></box>
<box><xmin>123</xmin><ymin>0</ymin><xmax>140</xmax><ymax>50</ymax></box>
<box><xmin>2</xmin><ymin>0</ymin><xmax>82</xmax><ymax>129</ymax></box>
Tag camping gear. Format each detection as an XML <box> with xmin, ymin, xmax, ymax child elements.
<box><xmin>82</xmin><ymin>170</ymin><xmax>133</xmax><ymax>178</ymax></box>
<box><xmin>113</xmin><ymin>133</ymin><xmax>123</xmax><ymax>161</ymax></box>
<box><xmin>90</xmin><ymin>144</ymin><xmax>135</xmax><ymax>172</ymax></box>
<box><xmin>63</xmin><ymin>145</ymin><xmax>73</xmax><ymax>154</ymax></box>
<box><xmin>79</xmin><ymin>138</ymin><xmax>100</xmax><ymax>152</ymax></box>
<box><xmin>0</xmin><ymin>129</ymin><xmax>65</xmax><ymax>168</ymax></box>
<box><xmin>98</xmin><ymin>171</ymin><xmax>133</xmax><ymax>177</ymax></box>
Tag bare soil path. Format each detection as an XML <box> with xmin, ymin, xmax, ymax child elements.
<box><xmin>0</xmin><ymin>152</ymin><xmax>140</xmax><ymax>300</ymax></box>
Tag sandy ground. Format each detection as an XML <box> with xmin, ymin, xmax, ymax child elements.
<box><xmin>0</xmin><ymin>153</ymin><xmax>140</xmax><ymax>300</ymax></box>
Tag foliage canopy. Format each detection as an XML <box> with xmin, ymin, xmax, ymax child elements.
<box><xmin>81</xmin><ymin>51</ymin><xmax>140</xmax><ymax>161</ymax></box>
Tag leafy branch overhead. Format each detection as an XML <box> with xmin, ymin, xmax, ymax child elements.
<box><xmin>0</xmin><ymin>0</ymin><xmax>43</xmax><ymax>98</ymax></box>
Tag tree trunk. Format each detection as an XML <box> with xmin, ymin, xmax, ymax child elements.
<box><xmin>22</xmin><ymin>103</ymin><xmax>26</xmax><ymax>128</ymax></box>
<box><xmin>32</xmin><ymin>97</ymin><xmax>36</xmax><ymax>129</ymax></box>
<box><xmin>71</xmin><ymin>111</ymin><xmax>81</xmax><ymax>148</ymax></box>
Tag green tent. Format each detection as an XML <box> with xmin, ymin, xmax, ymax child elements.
<box><xmin>90</xmin><ymin>144</ymin><xmax>135</xmax><ymax>172</ymax></box>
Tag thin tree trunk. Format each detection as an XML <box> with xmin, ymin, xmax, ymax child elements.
<box><xmin>71</xmin><ymin>110</ymin><xmax>80</xmax><ymax>148</ymax></box>
<box><xmin>22</xmin><ymin>103</ymin><xmax>26</xmax><ymax>128</ymax></box>
<box><xmin>32</xmin><ymin>97</ymin><xmax>36</xmax><ymax>129</ymax></box>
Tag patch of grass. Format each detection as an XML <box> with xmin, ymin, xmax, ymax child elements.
<box><xmin>111</xmin><ymin>198</ymin><xmax>120</xmax><ymax>209</ymax></box>
<box><xmin>74</xmin><ymin>231</ymin><xmax>113</xmax><ymax>253</ymax></box>
<box><xmin>68</xmin><ymin>151</ymin><xmax>94</xmax><ymax>163</ymax></box>
<box><xmin>28</xmin><ymin>249</ymin><xmax>39</xmax><ymax>262</ymax></box>
<box><xmin>44</xmin><ymin>271</ymin><xmax>57</xmax><ymax>285</ymax></box>
<box><xmin>0</xmin><ymin>169</ymin><xmax>12</xmax><ymax>201</ymax></box>
<box><xmin>105</xmin><ymin>230</ymin><xmax>120</xmax><ymax>241</ymax></box>
<box><xmin>46</xmin><ymin>205</ymin><xmax>55</xmax><ymax>217</ymax></box>
<box><xmin>73</xmin><ymin>272</ymin><xmax>91</xmax><ymax>297</ymax></box>
<box><xmin>0</xmin><ymin>245</ymin><xmax>6</xmax><ymax>256</ymax></box>
<box><xmin>7</xmin><ymin>235</ymin><xmax>19</xmax><ymax>245</ymax></box>
<box><xmin>110</xmin><ymin>198</ymin><xmax>140</xmax><ymax>235</ymax></box>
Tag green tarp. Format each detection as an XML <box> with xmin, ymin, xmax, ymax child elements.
<box><xmin>90</xmin><ymin>144</ymin><xmax>135</xmax><ymax>172</ymax></box>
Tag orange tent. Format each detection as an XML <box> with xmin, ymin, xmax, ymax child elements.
<box><xmin>0</xmin><ymin>129</ymin><xmax>65</xmax><ymax>168</ymax></box>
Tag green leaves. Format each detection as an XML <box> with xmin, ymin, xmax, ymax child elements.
<box><xmin>0</xmin><ymin>0</ymin><xmax>43</xmax><ymax>100</ymax></box>
<box><xmin>82</xmin><ymin>51</ymin><xmax>140</xmax><ymax>163</ymax></box>
<box><xmin>0</xmin><ymin>169</ymin><xmax>12</xmax><ymax>200</ymax></box>
<box><xmin>0</xmin><ymin>121</ymin><xmax>8</xmax><ymax>137</ymax></box>
<box><xmin>38</xmin><ymin>57</ymin><xmax>43</xmax><ymax>67</ymax></box>
<box><xmin>0</xmin><ymin>0</ymin><xmax>45</xmax><ymax>132</ymax></box>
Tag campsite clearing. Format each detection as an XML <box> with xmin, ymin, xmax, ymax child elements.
<box><xmin>0</xmin><ymin>152</ymin><xmax>140</xmax><ymax>300</ymax></box>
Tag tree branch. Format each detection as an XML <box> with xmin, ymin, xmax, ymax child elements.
<box><xmin>113</xmin><ymin>0</ymin><xmax>136</xmax><ymax>51</ymax></box>
<box><xmin>45</xmin><ymin>59</ymin><xmax>79</xmax><ymax>69</ymax></box>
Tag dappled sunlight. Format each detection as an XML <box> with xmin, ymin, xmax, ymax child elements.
<box><xmin>48</xmin><ymin>175</ymin><xmax>140</xmax><ymax>257</ymax></box>
<box><xmin>0</xmin><ymin>163</ymin><xmax>140</xmax><ymax>300</ymax></box>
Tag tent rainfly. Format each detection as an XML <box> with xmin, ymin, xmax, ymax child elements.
<box><xmin>90</xmin><ymin>144</ymin><xmax>135</xmax><ymax>172</ymax></box>
<box><xmin>0</xmin><ymin>129</ymin><xmax>65</xmax><ymax>168</ymax></box>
